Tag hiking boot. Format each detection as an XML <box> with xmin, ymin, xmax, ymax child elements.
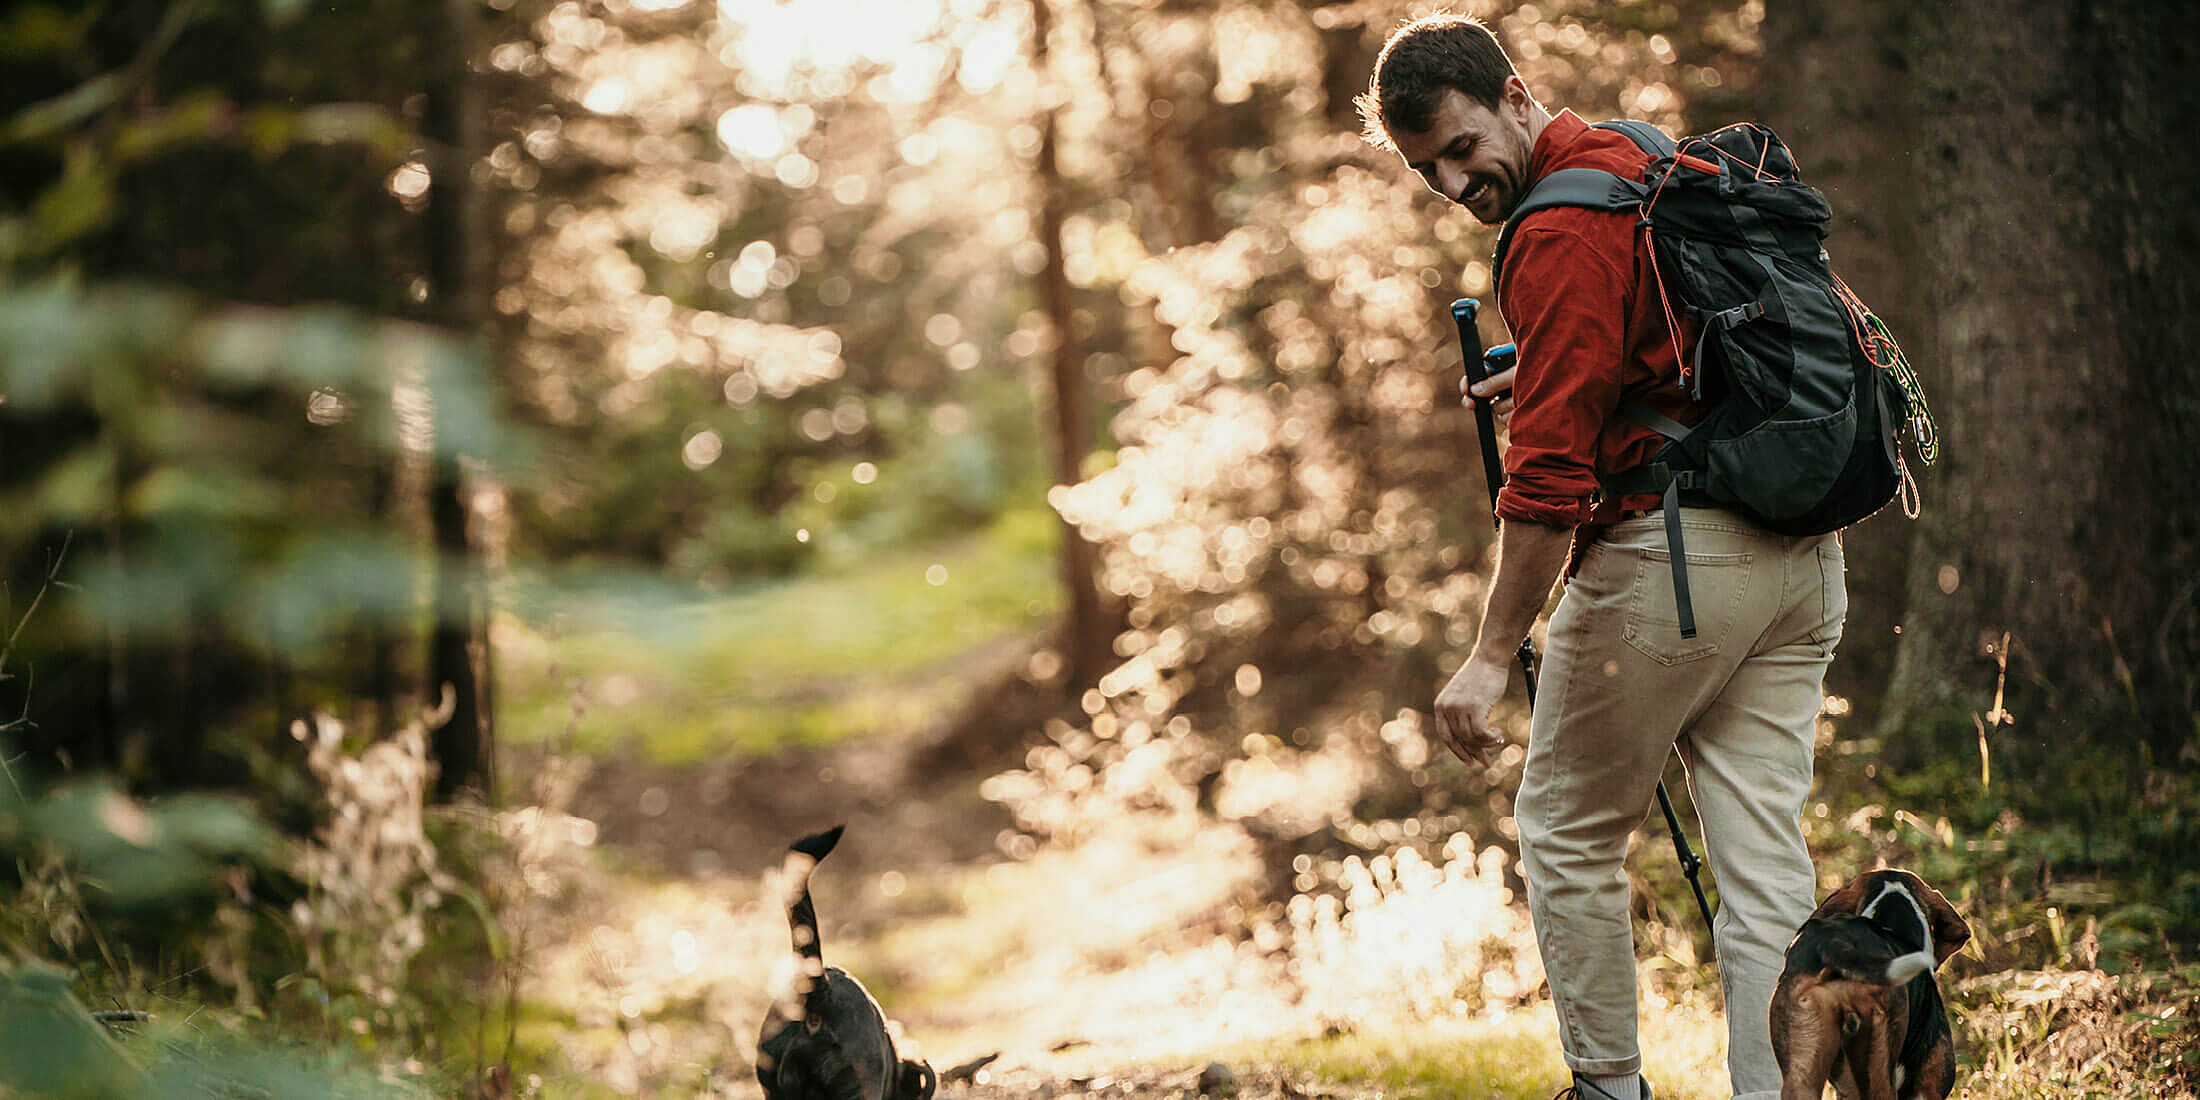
<box><xmin>1551</xmin><ymin>1076</ymin><xmax>1653</xmax><ymax>1100</ymax></box>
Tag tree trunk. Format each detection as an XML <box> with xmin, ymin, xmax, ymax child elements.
<box><xmin>1316</xmin><ymin>10</ymin><xmax>1382</xmax><ymax>134</ymax></box>
<box><xmin>425</xmin><ymin>0</ymin><xmax>490</xmax><ymax>801</ymax></box>
<box><xmin>367</xmin><ymin>461</ymin><xmax>401</xmax><ymax>736</ymax></box>
<box><xmin>1030</xmin><ymin>0</ymin><xmax>1116</xmax><ymax>690</ymax></box>
<box><xmin>1770</xmin><ymin>0</ymin><xmax>2200</xmax><ymax>758</ymax></box>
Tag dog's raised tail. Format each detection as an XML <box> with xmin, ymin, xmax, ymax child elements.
<box><xmin>784</xmin><ymin>825</ymin><xmax>845</xmax><ymax>965</ymax></box>
<box><xmin>790</xmin><ymin>824</ymin><xmax>845</xmax><ymax>865</ymax></box>
<box><xmin>771</xmin><ymin>823</ymin><xmax>848</xmax><ymax>1029</ymax></box>
<box><xmin>1884</xmin><ymin>949</ymin><xmax>1933</xmax><ymax>985</ymax></box>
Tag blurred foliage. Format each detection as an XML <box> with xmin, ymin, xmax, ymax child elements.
<box><xmin>0</xmin><ymin>710</ymin><xmax>536</xmax><ymax>1096</ymax></box>
<box><xmin>0</xmin><ymin>742</ymin><xmax>408</xmax><ymax>1097</ymax></box>
<box><xmin>0</xmin><ymin>0</ymin><xmax>510</xmax><ymax>788</ymax></box>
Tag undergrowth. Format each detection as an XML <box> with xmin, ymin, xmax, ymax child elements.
<box><xmin>0</xmin><ymin>702</ymin><xmax>599</xmax><ymax>1097</ymax></box>
<box><xmin>1799</xmin><ymin>701</ymin><xmax>2200</xmax><ymax>1094</ymax></box>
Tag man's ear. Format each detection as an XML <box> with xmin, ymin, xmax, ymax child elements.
<box><xmin>1502</xmin><ymin>75</ymin><xmax>1533</xmax><ymax>123</ymax></box>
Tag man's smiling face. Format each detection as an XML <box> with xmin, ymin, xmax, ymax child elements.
<box><xmin>1392</xmin><ymin>83</ymin><xmax>1537</xmax><ymax>225</ymax></box>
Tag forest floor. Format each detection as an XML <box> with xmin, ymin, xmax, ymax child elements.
<box><xmin>497</xmin><ymin>651</ymin><xmax>1684</xmax><ymax>1100</ymax></box>
<box><xmin>490</xmin><ymin>560</ymin><xmax>2198</xmax><ymax>1099</ymax></box>
<box><xmin>493</xmin><ymin>676</ymin><xmax>2160</xmax><ymax>1100</ymax></box>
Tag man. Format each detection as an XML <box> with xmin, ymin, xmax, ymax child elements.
<box><xmin>1356</xmin><ymin>15</ymin><xmax>1845</xmax><ymax>1100</ymax></box>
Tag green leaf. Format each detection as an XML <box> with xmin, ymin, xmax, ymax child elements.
<box><xmin>292</xmin><ymin>103</ymin><xmax>407</xmax><ymax>157</ymax></box>
<box><xmin>0</xmin><ymin>5</ymin><xmax>98</xmax><ymax>63</ymax></box>
<box><xmin>248</xmin><ymin>534</ymin><xmax>424</xmax><ymax>649</ymax></box>
<box><xmin>27</xmin><ymin>142</ymin><xmax>115</xmax><ymax>255</ymax></box>
<box><xmin>0</xmin><ymin>278</ymin><xmax>88</xmax><ymax>405</ymax></box>
<box><xmin>112</xmin><ymin>92</ymin><xmax>234</xmax><ymax>161</ymax></box>
<box><xmin>1</xmin><ymin>73</ymin><xmax>124</xmax><ymax>144</ymax></box>
<box><xmin>25</xmin><ymin>782</ymin><xmax>150</xmax><ymax>869</ymax></box>
<box><xmin>194</xmin><ymin>305</ymin><xmax>371</xmax><ymax>390</ymax></box>
<box><xmin>23</xmin><ymin>445</ymin><xmax>117</xmax><ymax>524</ymax></box>
<box><xmin>125</xmin><ymin>466</ymin><xmax>284</xmax><ymax>523</ymax></box>
<box><xmin>16</xmin><ymin>782</ymin><xmax>274</xmax><ymax>904</ymax></box>
<box><xmin>0</xmin><ymin>958</ymin><xmax>142</xmax><ymax>1097</ymax></box>
<box><xmin>151</xmin><ymin>794</ymin><xmax>279</xmax><ymax>864</ymax></box>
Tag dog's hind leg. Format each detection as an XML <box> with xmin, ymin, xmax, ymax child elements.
<box><xmin>1843</xmin><ymin>1000</ymin><xmax>1897</xmax><ymax>1100</ymax></box>
<box><xmin>1777</xmin><ymin>981</ymin><xmax>1847</xmax><ymax>1100</ymax></box>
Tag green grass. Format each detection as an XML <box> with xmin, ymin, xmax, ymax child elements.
<box><xmin>1223</xmin><ymin>1009</ymin><xmax>1732</xmax><ymax>1100</ymax></box>
<box><xmin>498</xmin><ymin>508</ymin><xmax>1062</xmax><ymax>764</ymax></box>
<box><xmin>1236</xmin><ymin>1020</ymin><xmax>1563</xmax><ymax>1099</ymax></box>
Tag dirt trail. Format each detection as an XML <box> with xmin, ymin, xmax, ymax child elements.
<box><xmin>515</xmin><ymin>669</ymin><xmax>1363</xmax><ymax>1098</ymax></box>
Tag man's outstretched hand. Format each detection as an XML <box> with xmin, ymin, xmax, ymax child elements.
<box><xmin>1434</xmin><ymin>655</ymin><xmax>1510</xmax><ymax>766</ymax></box>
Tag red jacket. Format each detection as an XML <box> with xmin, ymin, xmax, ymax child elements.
<box><xmin>1494</xmin><ymin>110</ymin><xmax>1698</xmax><ymax>534</ymax></box>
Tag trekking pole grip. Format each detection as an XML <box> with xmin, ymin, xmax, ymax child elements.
<box><xmin>1450</xmin><ymin>299</ymin><xmax>1508</xmax><ymax>520</ymax></box>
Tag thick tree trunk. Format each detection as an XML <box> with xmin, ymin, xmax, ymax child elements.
<box><xmin>425</xmin><ymin>0</ymin><xmax>490</xmax><ymax>800</ymax></box>
<box><xmin>1031</xmin><ymin>0</ymin><xmax>1116</xmax><ymax>690</ymax></box>
<box><xmin>2078</xmin><ymin>1</ymin><xmax>2200</xmax><ymax>748</ymax></box>
<box><xmin>1771</xmin><ymin>0</ymin><xmax>2200</xmax><ymax>757</ymax></box>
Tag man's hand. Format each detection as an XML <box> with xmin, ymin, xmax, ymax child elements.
<box><xmin>1462</xmin><ymin>363</ymin><xmax>1517</xmax><ymax>421</ymax></box>
<box><xmin>1433</xmin><ymin>655</ymin><xmax>1511</xmax><ymax>766</ymax></box>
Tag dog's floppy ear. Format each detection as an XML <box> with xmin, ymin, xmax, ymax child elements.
<box><xmin>1809</xmin><ymin>874</ymin><xmax>1871</xmax><ymax>922</ymax></box>
<box><xmin>1892</xmin><ymin>870</ymin><xmax>1971</xmax><ymax>964</ymax></box>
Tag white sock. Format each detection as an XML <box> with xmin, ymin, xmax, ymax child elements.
<box><xmin>1581</xmin><ymin>1071</ymin><xmax>1642</xmax><ymax>1100</ymax></box>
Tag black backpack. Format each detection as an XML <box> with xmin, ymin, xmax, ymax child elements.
<box><xmin>1494</xmin><ymin>119</ymin><xmax>1936</xmax><ymax>638</ymax></box>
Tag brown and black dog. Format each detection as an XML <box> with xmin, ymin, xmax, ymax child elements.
<box><xmin>755</xmin><ymin>826</ymin><xmax>936</xmax><ymax>1100</ymax></box>
<box><xmin>1769</xmin><ymin>868</ymin><xmax>1971</xmax><ymax>1100</ymax></box>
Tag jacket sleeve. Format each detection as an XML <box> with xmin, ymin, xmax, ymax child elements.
<box><xmin>1494</xmin><ymin>221</ymin><xmax>1630</xmax><ymax>529</ymax></box>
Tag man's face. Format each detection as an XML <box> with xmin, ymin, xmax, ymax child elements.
<box><xmin>1392</xmin><ymin>84</ymin><xmax>1535</xmax><ymax>225</ymax></box>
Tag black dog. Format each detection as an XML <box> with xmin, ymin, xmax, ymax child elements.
<box><xmin>755</xmin><ymin>826</ymin><xmax>935</xmax><ymax>1100</ymax></box>
<box><xmin>1769</xmin><ymin>868</ymin><xmax>1970</xmax><ymax>1100</ymax></box>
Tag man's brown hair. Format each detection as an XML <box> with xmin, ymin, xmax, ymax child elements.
<box><xmin>1356</xmin><ymin>14</ymin><xmax>1519</xmax><ymax>152</ymax></box>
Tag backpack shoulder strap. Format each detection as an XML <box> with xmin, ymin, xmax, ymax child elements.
<box><xmin>1592</xmin><ymin>118</ymin><xmax>1678</xmax><ymax>159</ymax></box>
<box><xmin>1492</xmin><ymin>120</ymin><xmax>1674</xmax><ymax>285</ymax></box>
<box><xmin>1492</xmin><ymin>168</ymin><xmax>1645</xmax><ymax>290</ymax></box>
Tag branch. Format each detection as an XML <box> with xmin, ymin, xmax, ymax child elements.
<box><xmin>3</xmin><ymin>1</ymin><xmax>209</xmax><ymax>147</ymax></box>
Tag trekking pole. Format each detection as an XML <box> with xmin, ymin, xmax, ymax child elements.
<box><xmin>1449</xmin><ymin>298</ymin><xmax>1718</xmax><ymax>945</ymax></box>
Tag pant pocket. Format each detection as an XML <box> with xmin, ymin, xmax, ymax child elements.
<box><xmin>1808</xmin><ymin>539</ymin><xmax>1848</xmax><ymax>651</ymax></box>
<box><xmin>1622</xmin><ymin>548</ymin><xmax>1753</xmax><ymax>665</ymax></box>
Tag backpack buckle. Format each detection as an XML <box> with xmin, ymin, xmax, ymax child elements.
<box><xmin>1713</xmin><ymin>301</ymin><xmax>1764</xmax><ymax>329</ymax></box>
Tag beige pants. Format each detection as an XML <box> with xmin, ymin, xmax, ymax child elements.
<box><xmin>1515</xmin><ymin>509</ymin><xmax>1844</xmax><ymax>1100</ymax></box>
